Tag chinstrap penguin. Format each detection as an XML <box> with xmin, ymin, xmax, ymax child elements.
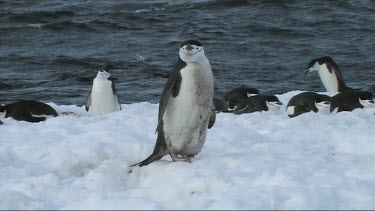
<box><xmin>132</xmin><ymin>40</ymin><xmax>215</xmax><ymax>167</ymax></box>
<box><xmin>234</xmin><ymin>94</ymin><xmax>282</xmax><ymax>115</ymax></box>
<box><xmin>85</xmin><ymin>69</ymin><xmax>122</xmax><ymax>116</ymax></box>
<box><xmin>306</xmin><ymin>56</ymin><xmax>355</xmax><ymax>93</ymax></box>
<box><xmin>286</xmin><ymin>92</ymin><xmax>331</xmax><ymax>118</ymax></box>
<box><xmin>224</xmin><ymin>85</ymin><xmax>259</xmax><ymax>111</ymax></box>
<box><xmin>330</xmin><ymin>90</ymin><xmax>374</xmax><ymax>113</ymax></box>
<box><xmin>0</xmin><ymin>100</ymin><xmax>58</xmax><ymax>123</ymax></box>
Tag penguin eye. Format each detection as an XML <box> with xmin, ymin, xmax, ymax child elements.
<box><xmin>196</xmin><ymin>47</ymin><xmax>199</xmax><ymax>50</ymax></box>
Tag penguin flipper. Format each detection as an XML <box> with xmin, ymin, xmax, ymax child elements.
<box><xmin>208</xmin><ymin>109</ymin><xmax>215</xmax><ymax>129</ymax></box>
<box><xmin>85</xmin><ymin>90</ymin><xmax>92</xmax><ymax>112</ymax></box>
<box><xmin>13</xmin><ymin>112</ymin><xmax>46</xmax><ymax>123</ymax></box>
<box><xmin>110</xmin><ymin>79</ymin><xmax>122</xmax><ymax>110</ymax></box>
<box><xmin>156</xmin><ymin>68</ymin><xmax>182</xmax><ymax>133</ymax></box>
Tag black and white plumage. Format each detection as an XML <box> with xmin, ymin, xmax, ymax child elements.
<box><xmin>306</xmin><ymin>56</ymin><xmax>355</xmax><ymax>93</ymax></box>
<box><xmin>223</xmin><ymin>85</ymin><xmax>260</xmax><ymax>111</ymax></box>
<box><xmin>286</xmin><ymin>92</ymin><xmax>331</xmax><ymax>118</ymax></box>
<box><xmin>330</xmin><ymin>90</ymin><xmax>374</xmax><ymax>113</ymax></box>
<box><xmin>233</xmin><ymin>94</ymin><xmax>282</xmax><ymax>115</ymax></box>
<box><xmin>0</xmin><ymin>100</ymin><xmax>58</xmax><ymax>123</ymax></box>
<box><xmin>85</xmin><ymin>69</ymin><xmax>121</xmax><ymax>116</ymax></box>
<box><xmin>132</xmin><ymin>40</ymin><xmax>215</xmax><ymax>167</ymax></box>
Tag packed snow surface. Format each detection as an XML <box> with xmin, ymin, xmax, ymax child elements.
<box><xmin>1</xmin><ymin>91</ymin><xmax>375</xmax><ymax>210</ymax></box>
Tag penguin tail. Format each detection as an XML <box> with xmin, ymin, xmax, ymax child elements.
<box><xmin>130</xmin><ymin>129</ymin><xmax>168</xmax><ymax>167</ymax></box>
<box><xmin>130</xmin><ymin>152</ymin><xmax>165</xmax><ymax>167</ymax></box>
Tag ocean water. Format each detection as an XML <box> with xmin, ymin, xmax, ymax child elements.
<box><xmin>0</xmin><ymin>0</ymin><xmax>374</xmax><ymax>105</ymax></box>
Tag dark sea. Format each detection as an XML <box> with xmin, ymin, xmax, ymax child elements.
<box><xmin>1</xmin><ymin>0</ymin><xmax>374</xmax><ymax>105</ymax></box>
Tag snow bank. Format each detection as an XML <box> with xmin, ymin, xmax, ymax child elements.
<box><xmin>1</xmin><ymin>91</ymin><xmax>375</xmax><ymax>210</ymax></box>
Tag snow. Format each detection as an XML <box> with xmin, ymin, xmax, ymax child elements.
<box><xmin>1</xmin><ymin>91</ymin><xmax>375</xmax><ymax>210</ymax></box>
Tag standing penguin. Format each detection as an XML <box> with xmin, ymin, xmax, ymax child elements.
<box><xmin>85</xmin><ymin>69</ymin><xmax>121</xmax><ymax>116</ymax></box>
<box><xmin>0</xmin><ymin>100</ymin><xmax>58</xmax><ymax>123</ymax></box>
<box><xmin>132</xmin><ymin>40</ymin><xmax>215</xmax><ymax>167</ymax></box>
<box><xmin>306</xmin><ymin>56</ymin><xmax>354</xmax><ymax>92</ymax></box>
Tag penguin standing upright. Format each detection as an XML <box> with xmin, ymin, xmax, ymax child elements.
<box><xmin>85</xmin><ymin>69</ymin><xmax>121</xmax><ymax>116</ymax></box>
<box><xmin>306</xmin><ymin>56</ymin><xmax>354</xmax><ymax>92</ymax></box>
<box><xmin>132</xmin><ymin>40</ymin><xmax>215</xmax><ymax>167</ymax></box>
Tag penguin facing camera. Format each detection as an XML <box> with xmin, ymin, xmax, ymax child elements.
<box><xmin>132</xmin><ymin>40</ymin><xmax>215</xmax><ymax>167</ymax></box>
<box><xmin>85</xmin><ymin>68</ymin><xmax>122</xmax><ymax>116</ymax></box>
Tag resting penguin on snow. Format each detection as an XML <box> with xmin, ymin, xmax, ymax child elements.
<box><xmin>0</xmin><ymin>100</ymin><xmax>58</xmax><ymax>123</ymax></box>
<box><xmin>234</xmin><ymin>94</ymin><xmax>282</xmax><ymax>115</ymax></box>
<box><xmin>224</xmin><ymin>85</ymin><xmax>259</xmax><ymax>111</ymax></box>
<box><xmin>85</xmin><ymin>69</ymin><xmax>121</xmax><ymax>116</ymax></box>
<box><xmin>132</xmin><ymin>40</ymin><xmax>215</xmax><ymax>167</ymax></box>
<box><xmin>286</xmin><ymin>92</ymin><xmax>331</xmax><ymax>118</ymax></box>
<box><xmin>330</xmin><ymin>90</ymin><xmax>374</xmax><ymax>113</ymax></box>
<box><xmin>306</xmin><ymin>56</ymin><xmax>356</xmax><ymax>93</ymax></box>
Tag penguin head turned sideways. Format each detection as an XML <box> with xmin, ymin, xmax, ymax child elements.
<box><xmin>179</xmin><ymin>40</ymin><xmax>206</xmax><ymax>63</ymax></box>
<box><xmin>96</xmin><ymin>69</ymin><xmax>111</xmax><ymax>79</ymax></box>
<box><xmin>358</xmin><ymin>92</ymin><xmax>375</xmax><ymax>108</ymax></box>
<box><xmin>306</xmin><ymin>56</ymin><xmax>336</xmax><ymax>75</ymax></box>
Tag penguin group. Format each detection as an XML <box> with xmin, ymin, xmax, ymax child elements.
<box><xmin>1</xmin><ymin>40</ymin><xmax>374</xmax><ymax>168</ymax></box>
<box><xmin>213</xmin><ymin>56</ymin><xmax>374</xmax><ymax>118</ymax></box>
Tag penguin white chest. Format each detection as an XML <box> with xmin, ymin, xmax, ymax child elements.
<box><xmin>318</xmin><ymin>65</ymin><xmax>339</xmax><ymax>93</ymax></box>
<box><xmin>163</xmin><ymin>62</ymin><xmax>214</xmax><ymax>155</ymax></box>
<box><xmin>89</xmin><ymin>78</ymin><xmax>120</xmax><ymax>115</ymax></box>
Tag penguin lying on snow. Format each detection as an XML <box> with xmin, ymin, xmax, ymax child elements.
<box><xmin>132</xmin><ymin>40</ymin><xmax>215</xmax><ymax>167</ymax></box>
<box><xmin>86</xmin><ymin>69</ymin><xmax>122</xmax><ymax>116</ymax></box>
<box><xmin>330</xmin><ymin>90</ymin><xmax>374</xmax><ymax>113</ymax></box>
<box><xmin>234</xmin><ymin>94</ymin><xmax>282</xmax><ymax>115</ymax></box>
<box><xmin>286</xmin><ymin>92</ymin><xmax>331</xmax><ymax>118</ymax></box>
<box><xmin>213</xmin><ymin>97</ymin><xmax>228</xmax><ymax>113</ymax></box>
<box><xmin>223</xmin><ymin>85</ymin><xmax>259</xmax><ymax>111</ymax></box>
<box><xmin>306</xmin><ymin>56</ymin><xmax>356</xmax><ymax>93</ymax></box>
<box><xmin>0</xmin><ymin>100</ymin><xmax>58</xmax><ymax>123</ymax></box>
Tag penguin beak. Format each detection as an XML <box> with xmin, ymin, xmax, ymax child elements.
<box><xmin>269</xmin><ymin>101</ymin><xmax>283</xmax><ymax>107</ymax></box>
<box><xmin>317</xmin><ymin>101</ymin><xmax>330</xmax><ymax>108</ymax></box>
<box><xmin>305</xmin><ymin>67</ymin><xmax>315</xmax><ymax>75</ymax></box>
<box><xmin>186</xmin><ymin>45</ymin><xmax>194</xmax><ymax>51</ymax></box>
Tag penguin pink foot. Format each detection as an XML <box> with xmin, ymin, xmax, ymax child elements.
<box><xmin>170</xmin><ymin>153</ymin><xmax>191</xmax><ymax>163</ymax></box>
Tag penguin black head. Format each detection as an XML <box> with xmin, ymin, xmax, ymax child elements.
<box><xmin>358</xmin><ymin>91</ymin><xmax>375</xmax><ymax>107</ymax></box>
<box><xmin>247</xmin><ymin>88</ymin><xmax>260</xmax><ymax>97</ymax></box>
<box><xmin>306</xmin><ymin>56</ymin><xmax>340</xmax><ymax>75</ymax></box>
<box><xmin>0</xmin><ymin>105</ymin><xmax>6</xmax><ymax>113</ymax></box>
<box><xmin>315</xmin><ymin>95</ymin><xmax>331</xmax><ymax>109</ymax></box>
<box><xmin>97</xmin><ymin>69</ymin><xmax>111</xmax><ymax>78</ymax></box>
<box><xmin>224</xmin><ymin>86</ymin><xmax>259</xmax><ymax>111</ymax></box>
<box><xmin>179</xmin><ymin>40</ymin><xmax>206</xmax><ymax>63</ymax></box>
<box><xmin>265</xmin><ymin>95</ymin><xmax>283</xmax><ymax>107</ymax></box>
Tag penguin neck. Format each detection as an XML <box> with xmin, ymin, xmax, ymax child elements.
<box><xmin>317</xmin><ymin>64</ymin><xmax>339</xmax><ymax>93</ymax></box>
